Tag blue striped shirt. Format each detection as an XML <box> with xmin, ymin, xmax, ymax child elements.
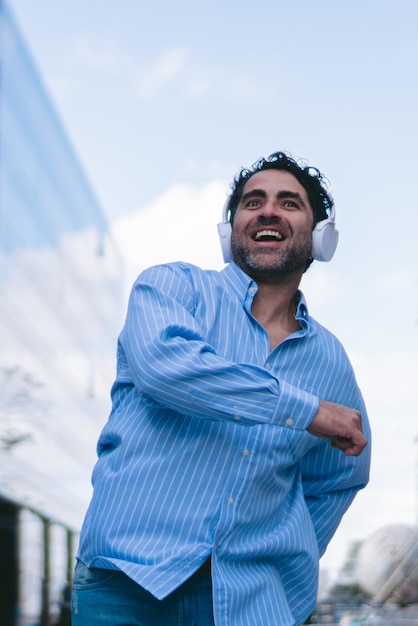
<box><xmin>77</xmin><ymin>261</ymin><xmax>370</xmax><ymax>626</ymax></box>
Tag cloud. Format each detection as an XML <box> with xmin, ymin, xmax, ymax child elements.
<box><xmin>71</xmin><ymin>34</ymin><xmax>132</xmax><ymax>75</ymax></box>
<box><xmin>112</xmin><ymin>180</ymin><xmax>227</xmax><ymax>289</ymax></box>
<box><xmin>138</xmin><ymin>48</ymin><xmax>189</xmax><ymax>98</ymax></box>
<box><xmin>300</xmin><ymin>265</ymin><xmax>345</xmax><ymax>311</ymax></box>
<box><xmin>375</xmin><ymin>269</ymin><xmax>416</xmax><ymax>294</ymax></box>
<box><xmin>60</xmin><ymin>33</ymin><xmax>270</xmax><ymax>104</ymax></box>
<box><xmin>64</xmin><ymin>36</ymin><xmax>192</xmax><ymax>100</ymax></box>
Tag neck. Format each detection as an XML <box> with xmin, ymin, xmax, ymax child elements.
<box><xmin>251</xmin><ymin>276</ymin><xmax>302</xmax><ymax>350</ymax></box>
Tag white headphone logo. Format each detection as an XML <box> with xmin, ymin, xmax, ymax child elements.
<box><xmin>217</xmin><ymin>198</ymin><xmax>339</xmax><ymax>264</ymax></box>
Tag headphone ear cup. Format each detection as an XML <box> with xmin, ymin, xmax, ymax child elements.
<box><xmin>311</xmin><ymin>219</ymin><xmax>339</xmax><ymax>262</ymax></box>
<box><xmin>217</xmin><ymin>221</ymin><xmax>232</xmax><ymax>263</ymax></box>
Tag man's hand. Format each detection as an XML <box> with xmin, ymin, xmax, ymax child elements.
<box><xmin>307</xmin><ymin>400</ymin><xmax>368</xmax><ymax>456</ymax></box>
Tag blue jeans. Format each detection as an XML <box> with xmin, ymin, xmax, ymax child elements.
<box><xmin>71</xmin><ymin>560</ymin><xmax>215</xmax><ymax>626</ymax></box>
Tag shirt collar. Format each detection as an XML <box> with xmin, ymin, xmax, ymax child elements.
<box><xmin>295</xmin><ymin>290</ymin><xmax>309</xmax><ymax>319</ymax></box>
<box><xmin>222</xmin><ymin>262</ymin><xmax>257</xmax><ymax>300</ymax></box>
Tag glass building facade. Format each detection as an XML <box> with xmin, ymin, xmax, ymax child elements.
<box><xmin>0</xmin><ymin>1</ymin><xmax>124</xmax><ymax>623</ymax></box>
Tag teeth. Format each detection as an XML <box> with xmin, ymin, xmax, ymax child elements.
<box><xmin>254</xmin><ymin>230</ymin><xmax>284</xmax><ymax>241</ymax></box>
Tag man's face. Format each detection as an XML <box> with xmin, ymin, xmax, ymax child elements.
<box><xmin>231</xmin><ymin>169</ymin><xmax>315</xmax><ymax>283</ymax></box>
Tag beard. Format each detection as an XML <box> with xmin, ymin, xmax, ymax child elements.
<box><xmin>231</xmin><ymin>229</ymin><xmax>313</xmax><ymax>283</ymax></box>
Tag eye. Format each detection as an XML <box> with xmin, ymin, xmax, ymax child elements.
<box><xmin>245</xmin><ymin>199</ymin><xmax>262</xmax><ymax>209</ymax></box>
<box><xmin>282</xmin><ymin>200</ymin><xmax>299</xmax><ymax>209</ymax></box>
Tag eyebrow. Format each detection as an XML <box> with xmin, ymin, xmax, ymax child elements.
<box><xmin>239</xmin><ymin>188</ymin><xmax>307</xmax><ymax>208</ymax></box>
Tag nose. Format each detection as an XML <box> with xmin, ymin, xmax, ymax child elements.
<box><xmin>259</xmin><ymin>199</ymin><xmax>281</xmax><ymax>219</ymax></box>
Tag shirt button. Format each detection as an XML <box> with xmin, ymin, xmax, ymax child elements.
<box><xmin>286</xmin><ymin>417</ymin><xmax>293</xmax><ymax>426</ymax></box>
<box><xmin>265</xmin><ymin>363</ymin><xmax>271</xmax><ymax>370</ymax></box>
<box><xmin>234</xmin><ymin>415</ymin><xmax>241</xmax><ymax>421</ymax></box>
<box><xmin>248</xmin><ymin>286</ymin><xmax>256</xmax><ymax>294</ymax></box>
<box><xmin>227</xmin><ymin>496</ymin><xmax>234</xmax><ymax>505</ymax></box>
<box><xmin>242</xmin><ymin>448</ymin><xmax>249</xmax><ymax>456</ymax></box>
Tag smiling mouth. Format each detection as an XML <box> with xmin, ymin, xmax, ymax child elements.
<box><xmin>253</xmin><ymin>229</ymin><xmax>285</xmax><ymax>242</ymax></box>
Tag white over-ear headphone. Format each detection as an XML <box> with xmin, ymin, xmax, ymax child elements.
<box><xmin>217</xmin><ymin>198</ymin><xmax>339</xmax><ymax>264</ymax></box>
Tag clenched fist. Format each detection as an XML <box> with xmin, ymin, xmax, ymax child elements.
<box><xmin>307</xmin><ymin>400</ymin><xmax>368</xmax><ymax>456</ymax></box>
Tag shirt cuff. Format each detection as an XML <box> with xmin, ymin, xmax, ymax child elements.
<box><xmin>272</xmin><ymin>380</ymin><xmax>320</xmax><ymax>430</ymax></box>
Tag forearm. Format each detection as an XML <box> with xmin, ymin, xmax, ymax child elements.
<box><xmin>118</xmin><ymin>265</ymin><xmax>319</xmax><ymax>429</ymax></box>
<box><xmin>118</xmin><ymin>324</ymin><xmax>319</xmax><ymax>428</ymax></box>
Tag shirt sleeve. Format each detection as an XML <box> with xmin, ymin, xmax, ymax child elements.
<box><xmin>301</xmin><ymin>393</ymin><xmax>371</xmax><ymax>556</ymax></box>
<box><xmin>117</xmin><ymin>263</ymin><xmax>319</xmax><ymax>430</ymax></box>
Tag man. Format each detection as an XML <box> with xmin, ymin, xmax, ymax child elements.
<box><xmin>72</xmin><ymin>151</ymin><xmax>370</xmax><ymax>626</ymax></box>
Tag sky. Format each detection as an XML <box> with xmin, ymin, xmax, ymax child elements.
<box><xmin>9</xmin><ymin>0</ymin><xmax>418</xmax><ymax>581</ymax></box>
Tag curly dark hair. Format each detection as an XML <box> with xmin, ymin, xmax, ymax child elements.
<box><xmin>226</xmin><ymin>151</ymin><xmax>333</xmax><ymax>226</ymax></box>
